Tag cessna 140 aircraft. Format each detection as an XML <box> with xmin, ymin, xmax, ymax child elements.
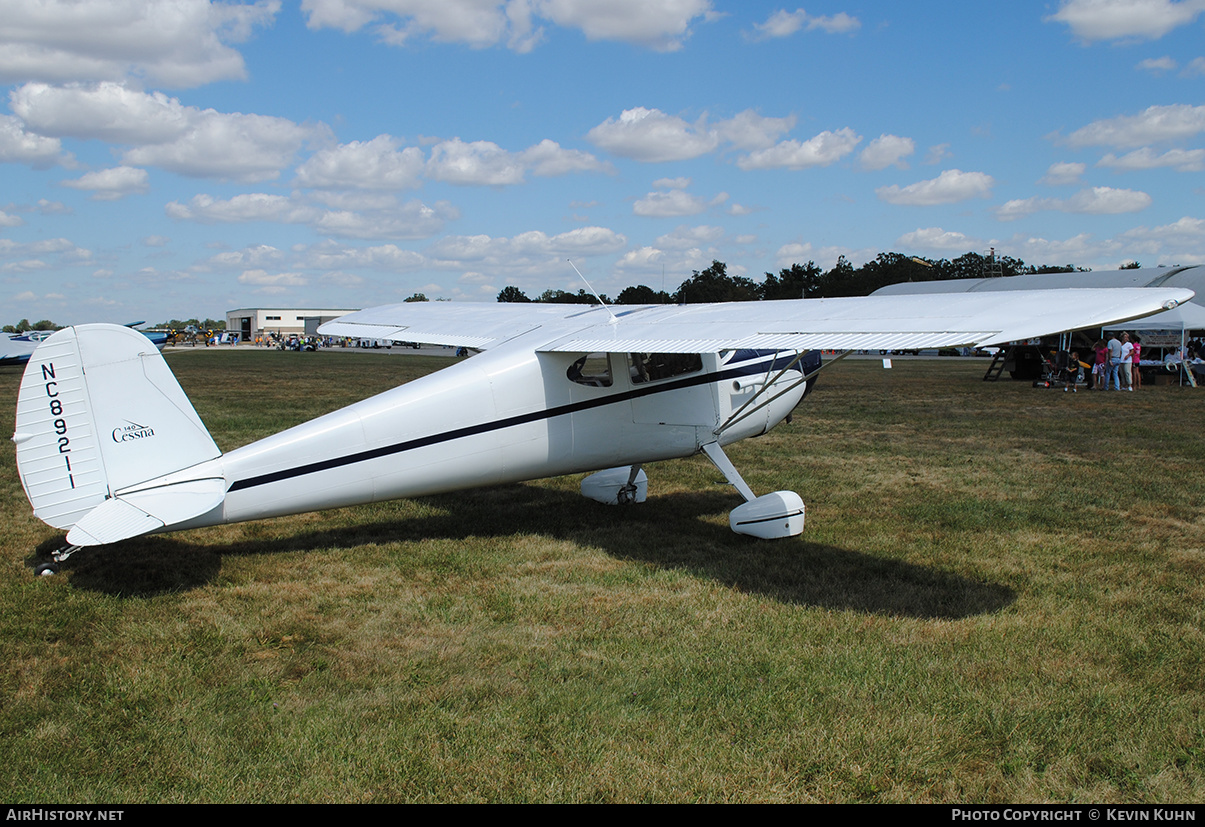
<box><xmin>11</xmin><ymin>287</ymin><xmax>1192</xmax><ymax>574</ymax></box>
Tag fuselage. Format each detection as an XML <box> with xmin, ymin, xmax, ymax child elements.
<box><xmin>172</xmin><ymin>337</ymin><xmax>816</xmax><ymax>529</ymax></box>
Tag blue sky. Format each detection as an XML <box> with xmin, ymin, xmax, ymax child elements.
<box><xmin>1</xmin><ymin>0</ymin><xmax>1203</xmax><ymax>324</ymax></box>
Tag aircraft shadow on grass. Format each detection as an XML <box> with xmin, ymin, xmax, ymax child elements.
<box><xmin>34</xmin><ymin>482</ymin><xmax>1015</xmax><ymax>619</ymax></box>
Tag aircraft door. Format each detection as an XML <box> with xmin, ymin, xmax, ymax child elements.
<box><xmin>627</xmin><ymin>352</ymin><xmax>718</xmax><ymax>427</ymax></box>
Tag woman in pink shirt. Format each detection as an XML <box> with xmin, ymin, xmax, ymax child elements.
<box><xmin>1131</xmin><ymin>334</ymin><xmax>1142</xmax><ymax>390</ymax></box>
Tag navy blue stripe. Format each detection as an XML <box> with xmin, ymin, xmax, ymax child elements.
<box><xmin>735</xmin><ymin>510</ymin><xmax>805</xmax><ymax>526</ymax></box>
<box><xmin>227</xmin><ymin>354</ymin><xmax>814</xmax><ymax>493</ymax></box>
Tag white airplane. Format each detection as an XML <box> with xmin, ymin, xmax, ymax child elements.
<box><xmin>1</xmin><ymin>330</ymin><xmax>56</xmax><ymax>366</ymax></box>
<box><xmin>11</xmin><ymin>287</ymin><xmax>1191</xmax><ymax>575</ymax></box>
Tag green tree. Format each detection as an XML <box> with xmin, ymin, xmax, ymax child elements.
<box><xmin>538</xmin><ymin>288</ymin><xmax>608</xmax><ymax>304</ymax></box>
<box><xmin>810</xmin><ymin>255</ymin><xmax>856</xmax><ymax>297</ymax></box>
<box><xmin>404</xmin><ymin>292</ymin><xmax>429</xmax><ymax>302</ymax></box>
<box><xmin>760</xmin><ymin>262</ymin><xmax>823</xmax><ymax>299</ymax></box>
<box><xmin>674</xmin><ymin>260</ymin><xmax>758</xmax><ymax>303</ymax></box>
<box><xmin>496</xmin><ymin>286</ymin><xmax>532</xmax><ymax>303</ymax></box>
<box><xmin>615</xmin><ymin>284</ymin><xmax>672</xmax><ymax>304</ymax></box>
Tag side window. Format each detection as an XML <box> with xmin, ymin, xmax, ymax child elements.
<box><xmin>568</xmin><ymin>353</ymin><xmax>613</xmax><ymax>387</ymax></box>
<box><xmin>628</xmin><ymin>353</ymin><xmax>703</xmax><ymax>384</ymax></box>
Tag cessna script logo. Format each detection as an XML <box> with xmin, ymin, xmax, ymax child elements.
<box><xmin>111</xmin><ymin>421</ymin><xmax>155</xmax><ymax>443</ymax></box>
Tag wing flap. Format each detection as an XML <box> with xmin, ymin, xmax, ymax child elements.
<box><xmin>544</xmin><ymin>330</ymin><xmax>1000</xmax><ymax>354</ymax></box>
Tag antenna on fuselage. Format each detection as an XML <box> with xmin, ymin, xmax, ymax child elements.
<box><xmin>567</xmin><ymin>259</ymin><xmax>618</xmax><ymax>324</ymax></box>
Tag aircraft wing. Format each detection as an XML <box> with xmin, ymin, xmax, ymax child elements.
<box><xmin>318</xmin><ymin>302</ymin><xmax>598</xmax><ymax>349</ymax></box>
<box><xmin>319</xmin><ymin>288</ymin><xmax>1193</xmax><ymax>353</ymax></box>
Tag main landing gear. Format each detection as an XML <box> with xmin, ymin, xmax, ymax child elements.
<box><xmin>582</xmin><ymin>465</ymin><xmax>648</xmax><ymax>505</ymax></box>
<box><xmin>581</xmin><ymin>442</ymin><xmax>805</xmax><ymax>539</ymax></box>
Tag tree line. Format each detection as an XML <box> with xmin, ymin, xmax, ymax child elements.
<box><xmin>498</xmin><ymin>251</ymin><xmax>1110</xmax><ymax>305</ymax></box>
<box><xmin>3</xmin><ymin>319</ymin><xmax>59</xmax><ymax>334</ymax></box>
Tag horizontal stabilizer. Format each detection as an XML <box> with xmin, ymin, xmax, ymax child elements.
<box><xmin>66</xmin><ymin>478</ymin><xmax>226</xmax><ymax>546</ymax></box>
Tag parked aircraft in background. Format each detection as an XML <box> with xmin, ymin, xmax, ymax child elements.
<box><xmin>11</xmin><ymin>288</ymin><xmax>1191</xmax><ymax>574</ymax></box>
<box><xmin>1</xmin><ymin>331</ymin><xmax>56</xmax><ymax>367</ymax></box>
<box><xmin>2</xmin><ymin>324</ymin><xmax>165</xmax><ymax>367</ymax></box>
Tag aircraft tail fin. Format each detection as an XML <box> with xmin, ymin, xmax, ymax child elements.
<box><xmin>12</xmin><ymin>324</ymin><xmax>223</xmax><ymax>544</ymax></box>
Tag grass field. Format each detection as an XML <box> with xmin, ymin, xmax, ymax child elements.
<box><xmin>2</xmin><ymin>349</ymin><xmax>1203</xmax><ymax>803</ymax></box>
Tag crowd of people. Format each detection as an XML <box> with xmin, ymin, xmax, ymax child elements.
<box><xmin>1087</xmin><ymin>333</ymin><xmax>1142</xmax><ymax>391</ymax></box>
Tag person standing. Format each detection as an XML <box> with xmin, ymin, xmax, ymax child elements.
<box><xmin>1092</xmin><ymin>339</ymin><xmax>1108</xmax><ymax>390</ymax></box>
<box><xmin>1131</xmin><ymin>334</ymin><xmax>1142</xmax><ymax>390</ymax></box>
<box><xmin>1107</xmin><ymin>333</ymin><xmax>1123</xmax><ymax>390</ymax></box>
<box><xmin>1119</xmin><ymin>332</ymin><xmax>1134</xmax><ymax>391</ymax></box>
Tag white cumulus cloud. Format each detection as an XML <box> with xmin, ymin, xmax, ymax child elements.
<box><xmin>588</xmin><ymin>106</ymin><xmax>805</xmax><ymax>163</ymax></box>
<box><xmin>0</xmin><ymin>113</ymin><xmax>69</xmax><ymax>168</ymax></box>
<box><xmin>538</xmin><ymin>0</ymin><xmax>715</xmax><ymax>51</ymax></box>
<box><xmin>748</xmin><ymin>8</ymin><xmax>860</xmax><ymax>39</ymax></box>
<box><xmin>1039</xmin><ymin>161</ymin><xmax>1086</xmax><ymax>185</ymax></box>
<box><xmin>238</xmin><ymin>269</ymin><xmax>308</xmax><ymax>287</ymax></box>
<box><xmin>655</xmin><ymin>224</ymin><xmax>724</xmax><ymax>250</ymax></box>
<box><xmin>713</xmin><ymin>110</ymin><xmax>796</xmax><ymax>150</ymax></box>
<box><xmin>0</xmin><ymin>0</ymin><xmax>280</xmax><ymax>88</ymax></box>
<box><xmin>422</xmin><ymin>136</ymin><xmax>607</xmax><ymax>185</ymax></box>
<box><xmin>1047</xmin><ymin>0</ymin><xmax>1205</xmax><ymax>42</ymax></box>
<box><xmin>737</xmin><ymin>128</ymin><xmax>861</xmax><ymax>170</ymax></box>
<box><xmin>1062</xmin><ymin>103</ymin><xmax>1205</xmax><ymax>148</ymax></box>
<box><xmin>859</xmin><ymin>134</ymin><xmax>915</xmax><ymax>170</ymax></box>
<box><xmin>1097</xmin><ymin>146</ymin><xmax>1205</xmax><ymax>171</ymax></box>
<box><xmin>518</xmin><ymin>139</ymin><xmax>611</xmax><ymax>176</ymax></box>
<box><xmin>995</xmin><ymin>186</ymin><xmax>1152</xmax><ymax>220</ymax></box>
<box><xmin>1121</xmin><ymin>216</ymin><xmax>1205</xmax><ymax>258</ymax></box>
<box><xmin>61</xmin><ymin>166</ymin><xmax>149</xmax><ymax>200</ymax></box>
<box><xmin>896</xmin><ymin>227</ymin><xmax>980</xmax><ymax>251</ymax></box>
<box><xmin>302</xmin><ymin>0</ymin><xmax>714</xmax><ymax>52</ymax></box>
<box><xmin>587</xmin><ymin>107</ymin><xmax>719</xmax><ymax>162</ymax></box>
<box><xmin>633</xmin><ymin>188</ymin><xmax>710</xmax><ymax>217</ymax></box>
<box><xmin>876</xmin><ymin>169</ymin><xmax>994</xmax><ymax>205</ymax></box>
<box><xmin>13</xmin><ymin>82</ymin><xmax>317</xmax><ymax>182</ymax></box>
<box><xmin>1137</xmin><ymin>56</ymin><xmax>1178</xmax><ymax>73</ymax></box>
<box><xmin>295</xmin><ymin>135</ymin><xmax>425</xmax><ymax>190</ymax></box>
<box><xmin>166</xmin><ymin>192</ymin><xmax>457</xmax><ymax>239</ymax></box>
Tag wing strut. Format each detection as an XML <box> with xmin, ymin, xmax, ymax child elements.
<box><xmin>701</xmin><ymin>442</ymin><xmax>757</xmax><ymax>502</ymax></box>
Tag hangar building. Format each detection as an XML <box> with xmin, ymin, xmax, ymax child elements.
<box><xmin>225</xmin><ymin>308</ymin><xmax>358</xmax><ymax>341</ymax></box>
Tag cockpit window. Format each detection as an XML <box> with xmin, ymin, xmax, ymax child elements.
<box><xmin>568</xmin><ymin>353</ymin><xmax>613</xmax><ymax>387</ymax></box>
<box><xmin>628</xmin><ymin>352</ymin><xmax>703</xmax><ymax>384</ymax></box>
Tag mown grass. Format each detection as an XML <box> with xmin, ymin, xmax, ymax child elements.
<box><xmin>1</xmin><ymin>350</ymin><xmax>1203</xmax><ymax>802</ymax></box>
